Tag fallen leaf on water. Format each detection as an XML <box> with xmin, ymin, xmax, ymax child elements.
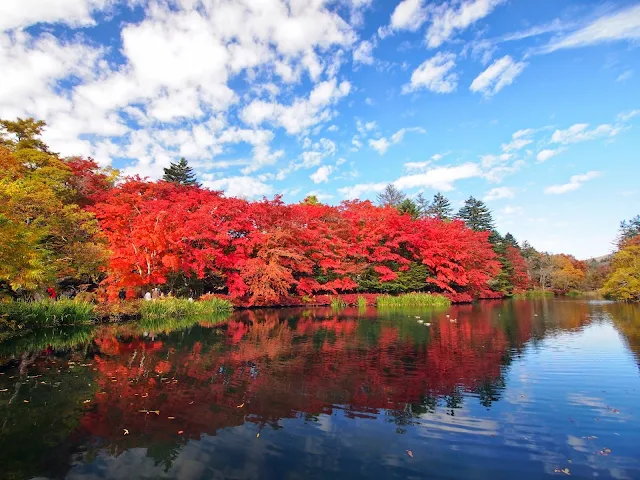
<box><xmin>168</xmin><ymin>416</ymin><xmax>175</xmax><ymax>420</ymax></box>
<box><xmin>599</xmin><ymin>448</ymin><xmax>611</xmax><ymax>456</ymax></box>
<box><xmin>554</xmin><ymin>468</ymin><xmax>570</xmax><ymax>476</ymax></box>
<box><xmin>178</xmin><ymin>430</ymin><xmax>184</xmax><ymax>435</ymax></box>
<box><xmin>83</xmin><ymin>400</ymin><xmax>91</xmax><ymax>403</ymax></box>
<box><xmin>406</xmin><ymin>450</ymin><xmax>413</xmax><ymax>458</ymax></box>
<box><xmin>123</xmin><ymin>429</ymin><xmax>129</xmax><ymax>435</ymax></box>
<box><xmin>256</xmin><ymin>433</ymin><xmax>260</xmax><ymax>438</ymax></box>
<box><xmin>237</xmin><ymin>402</ymin><xmax>245</xmax><ymax>408</ymax></box>
<box><xmin>0</xmin><ymin>389</ymin><xmax>7</xmax><ymax>392</ymax></box>
<box><xmin>23</xmin><ymin>400</ymin><xmax>29</xmax><ymax>403</ymax></box>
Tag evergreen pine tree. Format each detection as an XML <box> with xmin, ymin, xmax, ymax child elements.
<box><xmin>376</xmin><ymin>184</ymin><xmax>406</xmax><ymax>208</ymax></box>
<box><xmin>163</xmin><ymin>157</ymin><xmax>199</xmax><ymax>186</ymax></box>
<box><xmin>397</xmin><ymin>198</ymin><xmax>421</xmax><ymax>219</ymax></box>
<box><xmin>426</xmin><ymin>192</ymin><xmax>453</xmax><ymax>220</ymax></box>
<box><xmin>457</xmin><ymin>196</ymin><xmax>495</xmax><ymax>231</ymax></box>
<box><xmin>504</xmin><ymin>232</ymin><xmax>520</xmax><ymax>249</ymax></box>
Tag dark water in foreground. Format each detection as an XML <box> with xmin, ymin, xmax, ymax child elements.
<box><xmin>1</xmin><ymin>299</ymin><xmax>640</xmax><ymax>480</ymax></box>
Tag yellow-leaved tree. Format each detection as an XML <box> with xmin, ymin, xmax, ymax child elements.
<box><xmin>0</xmin><ymin>118</ymin><xmax>111</xmax><ymax>294</ymax></box>
<box><xmin>603</xmin><ymin>237</ymin><xmax>640</xmax><ymax>302</ymax></box>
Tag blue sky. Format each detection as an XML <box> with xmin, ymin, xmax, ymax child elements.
<box><xmin>1</xmin><ymin>0</ymin><xmax>639</xmax><ymax>258</ymax></box>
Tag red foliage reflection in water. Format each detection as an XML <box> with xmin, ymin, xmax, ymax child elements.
<box><xmin>74</xmin><ymin>306</ymin><xmax>529</xmax><ymax>450</ymax></box>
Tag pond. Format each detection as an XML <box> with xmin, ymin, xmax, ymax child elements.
<box><xmin>1</xmin><ymin>299</ymin><xmax>639</xmax><ymax>480</ymax></box>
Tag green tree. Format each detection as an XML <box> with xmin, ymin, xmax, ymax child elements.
<box><xmin>619</xmin><ymin>215</ymin><xmax>640</xmax><ymax>245</ymax></box>
<box><xmin>302</xmin><ymin>195</ymin><xmax>320</xmax><ymax>205</ymax></box>
<box><xmin>376</xmin><ymin>183</ymin><xmax>405</xmax><ymax>208</ymax></box>
<box><xmin>397</xmin><ymin>198</ymin><xmax>420</xmax><ymax>219</ymax></box>
<box><xmin>457</xmin><ymin>196</ymin><xmax>495</xmax><ymax>232</ymax></box>
<box><xmin>425</xmin><ymin>192</ymin><xmax>453</xmax><ymax>220</ymax></box>
<box><xmin>0</xmin><ymin>118</ymin><xmax>51</xmax><ymax>152</ymax></box>
<box><xmin>163</xmin><ymin>157</ymin><xmax>199</xmax><ymax>186</ymax></box>
<box><xmin>504</xmin><ymin>233</ymin><xmax>519</xmax><ymax>249</ymax></box>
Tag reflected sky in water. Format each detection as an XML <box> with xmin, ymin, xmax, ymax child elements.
<box><xmin>1</xmin><ymin>299</ymin><xmax>639</xmax><ymax>480</ymax></box>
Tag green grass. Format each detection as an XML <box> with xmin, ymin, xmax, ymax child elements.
<box><xmin>139</xmin><ymin>297</ymin><xmax>233</xmax><ymax>319</ymax></box>
<box><xmin>357</xmin><ymin>296</ymin><xmax>367</xmax><ymax>309</ymax></box>
<box><xmin>513</xmin><ymin>290</ymin><xmax>555</xmax><ymax>299</ymax></box>
<box><xmin>0</xmin><ymin>299</ymin><xmax>95</xmax><ymax>331</ymax></box>
<box><xmin>376</xmin><ymin>293</ymin><xmax>451</xmax><ymax>308</ymax></box>
<box><xmin>330</xmin><ymin>297</ymin><xmax>347</xmax><ymax>309</ymax></box>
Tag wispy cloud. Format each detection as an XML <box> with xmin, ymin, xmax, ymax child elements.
<box><xmin>484</xmin><ymin>186</ymin><xmax>516</xmax><ymax>201</ymax></box>
<box><xmin>538</xmin><ymin>4</ymin><xmax>640</xmax><ymax>54</ymax></box>
<box><xmin>470</xmin><ymin>55</ymin><xmax>527</xmax><ymax>96</ymax></box>
<box><xmin>551</xmin><ymin>123</ymin><xmax>621</xmax><ymax>144</ymax></box>
<box><xmin>544</xmin><ymin>171</ymin><xmax>601</xmax><ymax>195</ymax></box>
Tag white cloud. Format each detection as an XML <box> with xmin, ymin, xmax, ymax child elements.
<box><xmin>425</xmin><ymin>0</ymin><xmax>505</xmax><ymax>48</ymax></box>
<box><xmin>305</xmin><ymin>190</ymin><xmax>335</xmax><ymax>201</ymax></box>
<box><xmin>536</xmin><ymin>148</ymin><xmax>563</xmax><ymax>162</ymax></box>
<box><xmin>203</xmin><ymin>176</ymin><xmax>273</xmax><ymax>199</ymax></box>
<box><xmin>544</xmin><ymin>171</ymin><xmax>601</xmax><ymax>195</ymax></box>
<box><xmin>389</xmin><ymin>0</ymin><xmax>427</xmax><ymax>32</ymax></box>
<box><xmin>338</xmin><ymin>182</ymin><xmax>387</xmax><ymax>200</ymax></box>
<box><xmin>539</xmin><ymin>5</ymin><xmax>640</xmax><ymax>53</ymax></box>
<box><xmin>551</xmin><ymin>123</ymin><xmax>621</xmax><ymax>144</ymax></box>
<box><xmin>404</xmin><ymin>161</ymin><xmax>431</xmax><ymax>171</ymax></box>
<box><xmin>353</xmin><ymin>39</ymin><xmax>375</xmax><ymax>65</ymax></box>
<box><xmin>480</xmin><ymin>153</ymin><xmax>512</xmax><ymax>168</ymax></box>
<box><xmin>500</xmin><ymin>205</ymin><xmax>523</xmax><ymax>215</ymax></box>
<box><xmin>395</xmin><ymin>162</ymin><xmax>482</xmax><ymax>191</ymax></box>
<box><xmin>1</xmin><ymin>0</ymin><xmax>358</xmax><ymax>174</ymax></box>
<box><xmin>369</xmin><ymin>127</ymin><xmax>425</xmax><ymax>154</ymax></box>
<box><xmin>470</xmin><ymin>55</ymin><xmax>526</xmax><ymax>96</ymax></box>
<box><xmin>310</xmin><ymin>165</ymin><xmax>334</xmax><ymax>184</ymax></box>
<box><xmin>403</xmin><ymin>52</ymin><xmax>458</xmax><ymax>94</ymax></box>
<box><xmin>340</xmin><ymin>162</ymin><xmax>481</xmax><ymax>199</ymax></box>
<box><xmin>484</xmin><ymin>186</ymin><xmax>515</xmax><ymax>201</ymax></box>
<box><xmin>501</xmin><ymin>19</ymin><xmax>574</xmax><ymax>42</ymax></box>
<box><xmin>483</xmin><ymin>159</ymin><xmax>525</xmax><ymax>183</ymax></box>
<box><xmin>617</xmin><ymin>110</ymin><xmax>640</xmax><ymax>122</ymax></box>
<box><xmin>369</xmin><ymin>138</ymin><xmax>391</xmax><ymax>155</ymax></box>
<box><xmin>240</xmin><ymin>78</ymin><xmax>351</xmax><ymax>134</ymax></box>
<box><xmin>0</xmin><ymin>0</ymin><xmax>113</xmax><ymax>31</ymax></box>
<box><xmin>501</xmin><ymin>128</ymin><xmax>534</xmax><ymax>152</ymax></box>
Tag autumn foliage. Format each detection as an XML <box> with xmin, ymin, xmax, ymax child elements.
<box><xmin>90</xmin><ymin>179</ymin><xmax>507</xmax><ymax>304</ymax></box>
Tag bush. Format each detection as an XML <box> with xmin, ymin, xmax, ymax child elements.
<box><xmin>376</xmin><ymin>293</ymin><xmax>451</xmax><ymax>308</ymax></box>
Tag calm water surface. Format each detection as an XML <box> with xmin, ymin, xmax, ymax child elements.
<box><xmin>1</xmin><ymin>299</ymin><xmax>639</xmax><ymax>480</ymax></box>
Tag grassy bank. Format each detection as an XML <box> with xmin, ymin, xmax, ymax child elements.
<box><xmin>0</xmin><ymin>299</ymin><xmax>95</xmax><ymax>330</ymax></box>
<box><xmin>376</xmin><ymin>293</ymin><xmax>451</xmax><ymax>308</ymax></box>
<box><xmin>513</xmin><ymin>290</ymin><xmax>555</xmax><ymax>299</ymax></box>
<box><xmin>139</xmin><ymin>297</ymin><xmax>233</xmax><ymax>319</ymax></box>
<box><xmin>0</xmin><ymin>297</ymin><xmax>234</xmax><ymax>332</ymax></box>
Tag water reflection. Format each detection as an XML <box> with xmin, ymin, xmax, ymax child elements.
<box><xmin>1</xmin><ymin>299</ymin><xmax>639</xmax><ymax>480</ymax></box>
